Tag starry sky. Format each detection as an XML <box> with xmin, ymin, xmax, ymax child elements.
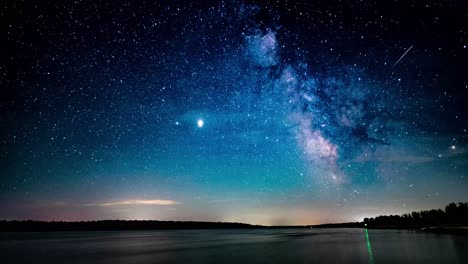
<box><xmin>2</xmin><ymin>0</ymin><xmax>468</xmax><ymax>225</ymax></box>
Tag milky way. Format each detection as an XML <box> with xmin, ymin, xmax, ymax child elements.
<box><xmin>240</xmin><ymin>27</ymin><xmax>404</xmax><ymax>186</ymax></box>
<box><xmin>2</xmin><ymin>0</ymin><xmax>467</xmax><ymax>224</ymax></box>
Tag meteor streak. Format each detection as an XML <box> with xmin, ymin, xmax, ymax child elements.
<box><xmin>392</xmin><ymin>45</ymin><xmax>413</xmax><ymax>67</ymax></box>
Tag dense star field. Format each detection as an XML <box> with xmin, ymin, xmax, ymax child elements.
<box><xmin>2</xmin><ymin>0</ymin><xmax>468</xmax><ymax>225</ymax></box>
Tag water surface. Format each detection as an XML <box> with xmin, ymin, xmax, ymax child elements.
<box><xmin>1</xmin><ymin>228</ymin><xmax>467</xmax><ymax>263</ymax></box>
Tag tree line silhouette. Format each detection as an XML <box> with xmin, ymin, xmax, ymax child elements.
<box><xmin>0</xmin><ymin>220</ymin><xmax>310</xmax><ymax>232</ymax></box>
<box><xmin>363</xmin><ymin>202</ymin><xmax>468</xmax><ymax>228</ymax></box>
<box><xmin>1</xmin><ymin>202</ymin><xmax>466</xmax><ymax>231</ymax></box>
<box><xmin>0</xmin><ymin>220</ymin><xmax>263</xmax><ymax>232</ymax></box>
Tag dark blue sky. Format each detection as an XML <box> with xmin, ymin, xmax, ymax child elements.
<box><xmin>2</xmin><ymin>0</ymin><xmax>467</xmax><ymax>224</ymax></box>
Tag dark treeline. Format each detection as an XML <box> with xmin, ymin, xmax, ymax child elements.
<box><xmin>0</xmin><ymin>220</ymin><xmax>261</xmax><ymax>232</ymax></box>
<box><xmin>0</xmin><ymin>220</ymin><xmax>309</xmax><ymax>232</ymax></box>
<box><xmin>364</xmin><ymin>202</ymin><xmax>468</xmax><ymax>228</ymax></box>
<box><xmin>1</xmin><ymin>202</ymin><xmax>466</xmax><ymax>232</ymax></box>
<box><xmin>311</xmin><ymin>222</ymin><xmax>362</xmax><ymax>228</ymax></box>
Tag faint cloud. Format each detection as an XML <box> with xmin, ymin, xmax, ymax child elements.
<box><xmin>96</xmin><ymin>199</ymin><xmax>181</xmax><ymax>206</ymax></box>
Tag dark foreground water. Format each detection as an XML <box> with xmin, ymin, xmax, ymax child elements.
<box><xmin>1</xmin><ymin>228</ymin><xmax>467</xmax><ymax>264</ymax></box>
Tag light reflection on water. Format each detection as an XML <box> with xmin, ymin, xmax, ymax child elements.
<box><xmin>0</xmin><ymin>228</ymin><xmax>467</xmax><ymax>263</ymax></box>
<box><xmin>365</xmin><ymin>228</ymin><xmax>374</xmax><ymax>264</ymax></box>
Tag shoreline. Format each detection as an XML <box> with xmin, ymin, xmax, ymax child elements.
<box><xmin>1</xmin><ymin>220</ymin><xmax>467</xmax><ymax>234</ymax></box>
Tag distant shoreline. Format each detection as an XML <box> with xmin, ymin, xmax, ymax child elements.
<box><xmin>0</xmin><ymin>220</ymin><xmax>308</xmax><ymax>232</ymax></box>
<box><xmin>1</xmin><ymin>220</ymin><xmax>467</xmax><ymax>234</ymax></box>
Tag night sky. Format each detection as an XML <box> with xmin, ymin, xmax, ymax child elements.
<box><xmin>2</xmin><ymin>0</ymin><xmax>468</xmax><ymax>225</ymax></box>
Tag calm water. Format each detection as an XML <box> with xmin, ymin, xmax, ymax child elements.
<box><xmin>1</xmin><ymin>228</ymin><xmax>467</xmax><ymax>263</ymax></box>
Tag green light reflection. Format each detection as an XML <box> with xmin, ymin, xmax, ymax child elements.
<box><xmin>365</xmin><ymin>228</ymin><xmax>374</xmax><ymax>264</ymax></box>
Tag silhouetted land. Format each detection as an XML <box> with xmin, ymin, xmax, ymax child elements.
<box><xmin>311</xmin><ymin>222</ymin><xmax>362</xmax><ymax>228</ymax></box>
<box><xmin>1</xmin><ymin>202</ymin><xmax>466</xmax><ymax>232</ymax></box>
<box><xmin>312</xmin><ymin>202</ymin><xmax>468</xmax><ymax>233</ymax></box>
<box><xmin>0</xmin><ymin>220</ymin><xmax>260</xmax><ymax>232</ymax></box>
<box><xmin>0</xmin><ymin>220</ymin><xmax>310</xmax><ymax>232</ymax></box>
<box><xmin>362</xmin><ymin>202</ymin><xmax>468</xmax><ymax>229</ymax></box>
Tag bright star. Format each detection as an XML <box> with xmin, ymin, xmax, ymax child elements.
<box><xmin>197</xmin><ymin>119</ymin><xmax>204</xmax><ymax>128</ymax></box>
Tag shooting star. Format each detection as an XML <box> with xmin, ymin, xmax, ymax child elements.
<box><xmin>392</xmin><ymin>45</ymin><xmax>413</xmax><ymax>68</ymax></box>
